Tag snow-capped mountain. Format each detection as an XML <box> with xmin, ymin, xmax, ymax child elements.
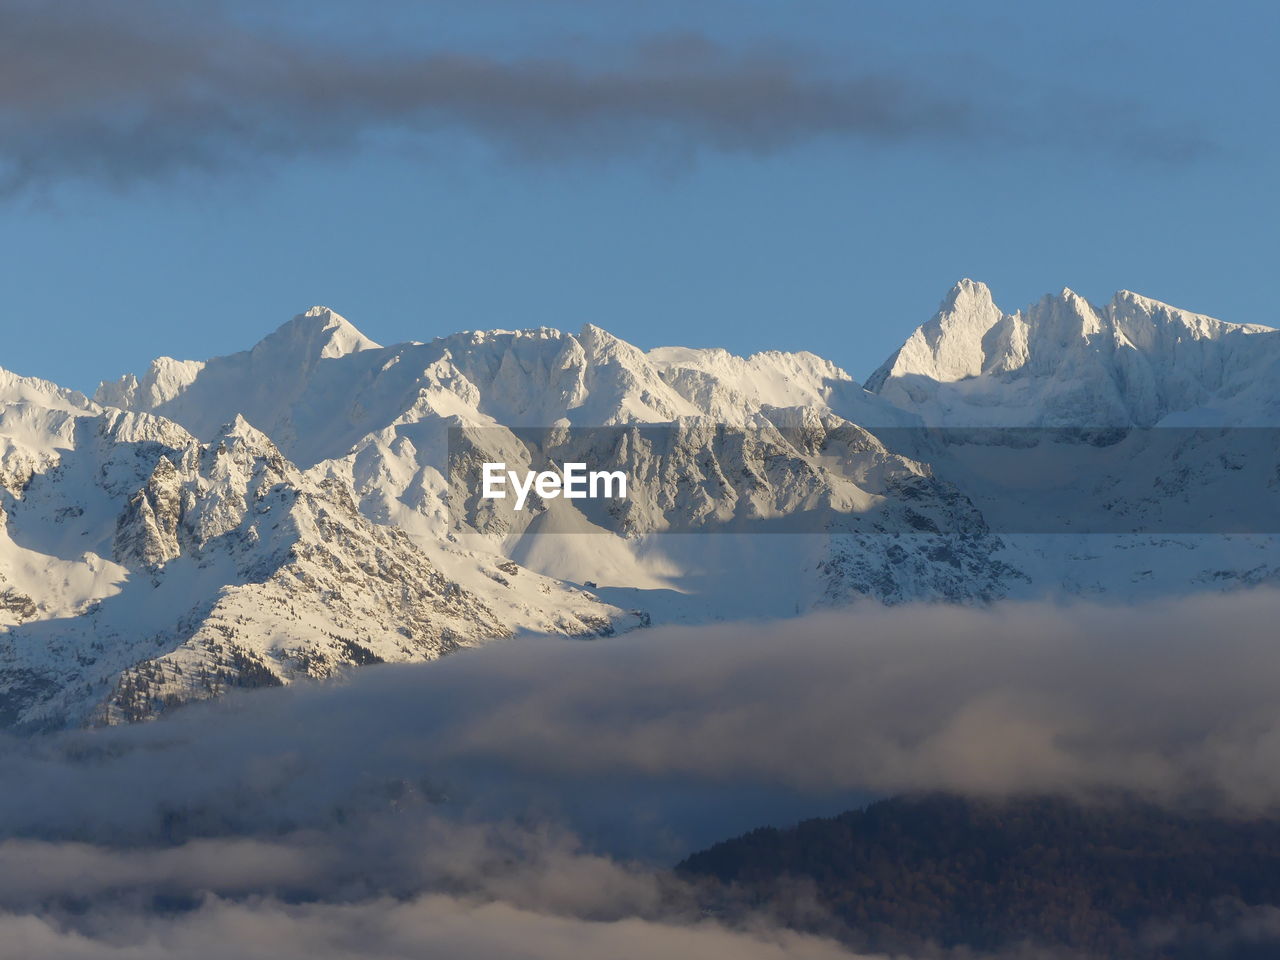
<box><xmin>0</xmin><ymin>375</ymin><xmax>637</xmax><ymax>731</ymax></box>
<box><xmin>867</xmin><ymin>279</ymin><xmax>1280</xmax><ymax>426</ymax></box>
<box><xmin>3</xmin><ymin>281</ymin><xmax>1278</xmax><ymax>729</ymax></box>
<box><xmin>93</xmin><ymin>307</ymin><xmax>1005</xmax><ymax>605</ymax></box>
<box><xmin>863</xmin><ymin>280</ymin><xmax>1280</xmax><ymax>600</ymax></box>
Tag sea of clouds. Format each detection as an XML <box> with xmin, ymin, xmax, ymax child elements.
<box><xmin>8</xmin><ymin>590</ymin><xmax>1280</xmax><ymax>958</ymax></box>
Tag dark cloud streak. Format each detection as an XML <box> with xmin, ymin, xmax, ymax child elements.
<box><xmin>0</xmin><ymin>0</ymin><xmax>1204</xmax><ymax>192</ymax></box>
<box><xmin>0</xmin><ymin>0</ymin><xmax>967</xmax><ymax>192</ymax></box>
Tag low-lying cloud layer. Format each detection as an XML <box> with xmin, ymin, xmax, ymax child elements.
<box><xmin>0</xmin><ymin>898</ymin><xmax>874</xmax><ymax>960</ymax></box>
<box><xmin>0</xmin><ymin>0</ymin><xmax>1206</xmax><ymax>192</ymax></box>
<box><xmin>6</xmin><ymin>591</ymin><xmax>1280</xmax><ymax>956</ymax></box>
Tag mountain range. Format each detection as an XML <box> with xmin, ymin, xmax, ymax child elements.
<box><xmin>2</xmin><ymin>281</ymin><xmax>1278</xmax><ymax>730</ymax></box>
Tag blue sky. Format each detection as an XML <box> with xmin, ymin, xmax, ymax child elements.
<box><xmin>2</xmin><ymin>0</ymin><xmax>1276</xmax><ymax>393</ymax></box>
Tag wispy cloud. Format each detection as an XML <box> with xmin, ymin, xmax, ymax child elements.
<box><xmin>0</xmin><ymin>1</ymin><xmax>964</xmax><ymax>193</ymax></box>
<box><xmin>0</xmin><ymin>0</ymin><xmax>1206</xmax><ymax>193</ymax></box>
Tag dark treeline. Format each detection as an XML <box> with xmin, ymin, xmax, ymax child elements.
<box><xmin>677</xmin><ymin>794</ymin><xmax>1280</xmax><ymax>959</ymax></box>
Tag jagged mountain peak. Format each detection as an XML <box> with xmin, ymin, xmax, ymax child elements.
<box><xmin>92</xmin><ymin>308</ymin><xmax>385</xmax><ymax>448</ymax></box>
<box><xmin>865</xmin><ymin>278</ymin><xmax>1005</xmax><ymax>391</ymax></box>
<box><xmin>577</xmin><ymin>321</ymin><xmax>666</xmax><ymax>368</ymax></box>
<box><xmin>941</xmin><ymin>277</ymin><xmax>996</xmax><ymax>307</ymax></box>
<box><xmin>205</xmin><ymin>414</ymin><xmax>287</xmax><ymax>470</ymax></box>
<box><xmin>1019</xmin><ymin>287</ymin><xmax>1106</xmax><ymax>345</ymax></box>
<box><xmin>257</xmin><ymin>306</ymin><xmax>381</xmax><ymax>362</ymax></box>
<box><xmin>215</xmin><ymin>412</ymin><xmax>272</xmax><ymax>443</ymax></box>
<box><xmin>577</xmin><ymin>321</ymin><xmax>642</xmax><ymax>356</ymax></box>
<box><xmin>577</xmin><ymin>321</ymin><xmax>611</xmax><ymax>339</ymax></box>
<box><xmin>94</xmin><ymin>309</ymin><xmax>376</xmax><ymax>415</ymax></box>
<box><xmin>870</xmin><ymin>281</ymin><xmax>1280</xmax><ymax>425</ymax></box>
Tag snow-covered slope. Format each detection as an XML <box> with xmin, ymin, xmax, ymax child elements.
<box><xmin>0</xmin><ymin>379</ymin><xmax>639</xmax><ymax>731</ymax></box>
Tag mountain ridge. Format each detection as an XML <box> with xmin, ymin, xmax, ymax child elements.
<box><xmin>3</xmin><ymin>282</ymin><xmax>1279</xmax><ymax>729</ymax></box>
<box><xmin>867</xmin><ymin>280</ymin><xmax>1279</xmax><ymax>426</ymax></box>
